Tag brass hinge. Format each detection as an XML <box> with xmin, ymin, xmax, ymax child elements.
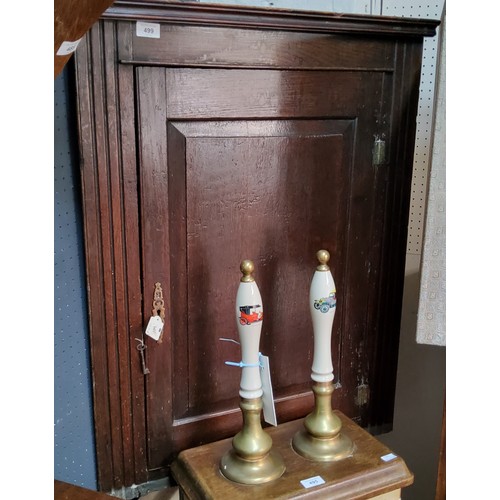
<box><xmin>372</xmin><ymin>135</ymin><xmax>386</xmax><ymax>166</ymax></box>
<box><xmin>355</xmin><ymin>382</ymin><xmax>370</xmax><ymax>406</ymax></box>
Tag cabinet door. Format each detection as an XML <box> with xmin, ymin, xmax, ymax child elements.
<box><xmin>137</xmin><ymin>67</ymin><xmax>391</xmax><ymax>473</ymax></box>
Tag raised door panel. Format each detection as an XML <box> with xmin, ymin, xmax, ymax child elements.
<box><xmin>137</xmin><ymin>67</ymin><xmax>389</xmax><ymax>473</ymax></box>
<box><xmin>170</xmin><ymin>119</ymin><xmax>353</xmax><ymax>417</ymax></box>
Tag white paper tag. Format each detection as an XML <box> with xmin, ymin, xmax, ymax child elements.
<box><xmin>136</xmin><ymin>21</ymin><xmax>161</xmax><ymax>39</ymax></box>
<box><xmin>381</xmin><ymin>452</ymin><xmax>398</xmax><ymax>462</ymax></box>
<box><xmin>300</xmin><ymin>476</ymin><xmax>325</xmax><ymax>489</ymax></box>
<box><xmin>260</xmin><ymin>354</ymin><xmax>278</xmax><ymax>426</ymax></box>
<box><xmin>56</xmin><ymin>38</ymin><xmax>83</xmax><ymax>56</ymax></box>
<box><xmin>145</xmin><ymin>315</ymin><xmax>164</xmax><ymax>341</ymax></box>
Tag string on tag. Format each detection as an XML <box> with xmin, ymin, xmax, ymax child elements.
<box><xmin>225</xmin><ymin>360</ymin><xmax>261</xmax><ymax>368</ymax></box>
<box><xmin>225</xmin><ymin>352</ymin><xmax>263</xmax><ymax>368</ymax></box>
<box><xmin>219</xmin><ymin>337</ymin><xmax>262</xmax><ymax>368</ymax></box>
<box><xmin>219</xmin><ymin>337</ymin><xmax>240</xmax><ymax>345</ymax></box>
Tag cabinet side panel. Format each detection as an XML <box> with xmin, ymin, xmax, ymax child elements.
<box><xmin>75</xmin><ymin>21</ymin><xmax>147</xmax><ymax>491</ymax></box>
<box><xmin>368</xmin><ymin>40</ymin><xmax>425</xmax><ymax>432</ymax></box>
<box><xmin>75</xmin><ymin>26</ymin><xmax>116</xmax><ymax>492</ymax></box>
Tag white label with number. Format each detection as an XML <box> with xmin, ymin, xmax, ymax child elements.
<box><xmin>381</xmin><ymin>452</ymin><xmax>398</xmax><ymax>462</ymax></box>
<box><xmin>145</xmin><ymin>315</ymin><xmax>164</xmax><ymax>341</ymax></box>
<box><xmin>300</xmin><ymin>476</ymin><xmax>325</xmax><ymax>489</ymax></box>
<box><xmin>136</xmin><ymin>21</ymin><xmax>161</xmax><ymax>39</ymax></box>
<box><xmin>260</xmin><ymin>354</ymin><xmax>278</xmax><ymax>426</ymax></box>
<box><xmin>56</xmin><ymin>38</ymin><xmax>83</xmax><ymax>56</ymax></box>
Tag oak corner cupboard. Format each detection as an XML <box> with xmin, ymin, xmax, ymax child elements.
<box><xmin>73</xmin><ymin>1</ymin><xmax>439</xmax><ymax>492</ymax></box>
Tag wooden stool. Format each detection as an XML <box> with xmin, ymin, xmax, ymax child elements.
<box><xmin>171</xmin><ymin>411</ymin><xmax>413</xmax><ymax>499</ymax></box>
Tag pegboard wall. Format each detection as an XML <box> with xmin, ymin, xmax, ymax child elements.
<box><xmin>198</xmin><ymin>0</ymin><xmax>382</xmax><ymax>14</ymax></box>
<box><xmin>382</xmin><ymin>0</ymin><xmax>445</xmax><ymax>254</ymax></box>
<box><xmin>54</xmin><ymin>64</ymin><xmax>97</xmax><ymax>490</ymax></box>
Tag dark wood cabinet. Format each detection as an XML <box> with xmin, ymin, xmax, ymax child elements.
<box><xmin>74</xmin><ymin>2</ymin><xmax>438</xmax><ymax>492</ymax></box>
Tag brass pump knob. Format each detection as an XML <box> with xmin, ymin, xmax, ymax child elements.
<box><xmin>240</xmin><ymin>260</ymin><xmax>255</xmax><ymax>282</ymax></box>
<box><xmin>316</xmin><ymin>250</ymin><xmax>330</xmax><ymax>271</ymax></box>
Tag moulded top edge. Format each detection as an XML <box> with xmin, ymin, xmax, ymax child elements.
<box><xmin>102</xmin><ymin>1</ymin><xmax>440</xmax><ymax>38</ymax></box>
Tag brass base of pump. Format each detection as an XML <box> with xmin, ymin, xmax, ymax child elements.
<box><xmin>292</xmin><ymin>428</ymin><xmax>354</xmax><ymax>462</ymax></box>
<box><xmin>220</xmin><ymin>397</ymin><xmax>285</xmax><ymax>485</ymax></box>
<box><xmin>292</xmin><ymin>381</ymin><xmax>354</xmax><ymax>462</ymax></box>
<box><xmin>220</xmin><ymin>448</ymin><xmax>286</xmax><ymax>485</ymax></box>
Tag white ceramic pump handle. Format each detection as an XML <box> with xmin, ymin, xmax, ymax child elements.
<box><xmin>235</xmin><ymin>260</ymin><xmax>264</xmax><ymax>399</ymax></box>
<box><xmin>309</xmin><ymin>250</ymin><xmax>336</xmax><ymax>383</ymax></box>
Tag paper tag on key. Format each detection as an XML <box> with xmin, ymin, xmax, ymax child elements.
<box><xmin>260</xmin><ymin>354</ymin><xmax>278</xmax><ymax>426</ymax></box>
<box><xmin>145</xmin><ymin>315</ymin><xmax>164</xmax><ymax>341</ymax></box>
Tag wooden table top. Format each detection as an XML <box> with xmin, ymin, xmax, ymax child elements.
<box><xmin>171</xmin><ymin>411</ymin><xmax>413</xmax><ymax>500</ymax></box>
<box><xmin>54</xmin><ymin>480</ymin><xmax>113</xmax><ymax>500</ymax></box>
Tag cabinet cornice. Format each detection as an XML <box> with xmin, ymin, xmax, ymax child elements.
<box><xmin>103</xmin><ymin>1</ymin><xmax>439</xmax><ymax>37</ymax></box>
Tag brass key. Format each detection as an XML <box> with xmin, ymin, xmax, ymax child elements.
<box><xmin>135</xmin><ymin>338</ymin><xmax>150</xmax><ymax>375</ymax></box>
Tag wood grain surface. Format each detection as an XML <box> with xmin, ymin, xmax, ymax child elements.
<box><xmin>54</xmin><ymin>480</ymin><xmax>113</xmax><ymax>500</ymax></box>
<box><xmin>54</xmin><ymin>0</ymin><xmax>114</xmax><ymax>77</ymax></box>
<box><xmin>171</xmin><ymin>412</ymin><xmax>413</xmax><ymax>500</ymax></box>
